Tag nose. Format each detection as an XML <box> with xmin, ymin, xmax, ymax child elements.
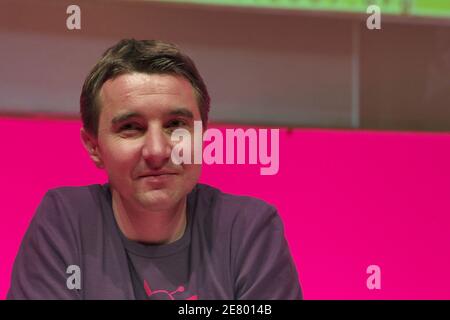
<box><xmin>141</xmin><ymin>124</ymin><xmax>172</xmax><ymax>169</ymax></box>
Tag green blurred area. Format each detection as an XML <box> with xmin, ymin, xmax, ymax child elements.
<box><xmin>164</xmin><ymin>0</ymin><xmax>450</xmax><ymax>18</ymax></box>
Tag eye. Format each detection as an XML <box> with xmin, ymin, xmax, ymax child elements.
<box><xmin>118</xmin><ymin>123</ymin><xmax>144</xmax><ymax>138</ymax></box>
<box><xmin>166</xmin><ymin>119</ymin><xmax>188</xmax><ymax>128</ymax></box>
<box><xmin>119</xmin><ymin>123</ymin><xmax>142</xmax><ymax>132</ymax></box>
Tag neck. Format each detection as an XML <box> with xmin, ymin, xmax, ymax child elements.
<box><xmin>111</xmin><ymin>189</ymin><xmax>187</xmax><ymax>245</ymax></box>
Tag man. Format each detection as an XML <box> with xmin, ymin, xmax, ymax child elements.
<box><xmin>7</xmin><ymin>39</ymin><xmax>302</xmax><ymax>299</ymax></box>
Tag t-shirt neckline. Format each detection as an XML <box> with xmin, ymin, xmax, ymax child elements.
<box><xmin>102</xmin><ymin>182</ymin><xmax>195</xmax><ymax>258</ymax></box>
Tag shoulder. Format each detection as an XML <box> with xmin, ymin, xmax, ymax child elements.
<box><xmin>23</xmin><ymin>183</ymin><xmax>110</xmax><ymax>255</ymax></box>
<box><xmin>33</xmin><ymin>183</ymin><xmax>108</xmax><ymax>226</ymax></box>
<box><xmin>192</xmin><ymin>183</ymin><xmax>279</xmax><ymax>228</ymax></box>
<box><xmin>6</xmin><ymin>184</ymin><xmax>104</xmax><ymax>300</ymax></box>
<box><xmin>45</xmin><ymin>183</ymin><xmax>105</xmax><ymax>205</ymax></box>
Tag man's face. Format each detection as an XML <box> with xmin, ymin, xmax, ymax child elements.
<box><xmin>82</xmin><ymin>72</ymin><xmax>202</xmax><ymax>211</ymax></box>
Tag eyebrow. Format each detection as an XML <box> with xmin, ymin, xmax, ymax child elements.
<box><xmin>111</xmin><ymin>108</ymin><xmax>194</xmax><ymax>126</ymax></box>
<box><xmin>169</xmin><ymin>108</ymin><xmax>194</xmax><ymax>119</ymax></box>
<box><xmin>111</xmin><ymin>111</ymin><xmax>140</xmax><ymax>126</ymax></box>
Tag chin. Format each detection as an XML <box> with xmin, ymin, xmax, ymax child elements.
<box><xmin>137</xmin><ymin>188</ymin><xmax>181</xmax><ymax>210</ymax></box>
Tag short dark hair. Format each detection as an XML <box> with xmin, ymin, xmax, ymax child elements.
<box><xmin>80</xmin><ymin>39</ymin><xmax>210</xmax><ymax>137</ymax></box>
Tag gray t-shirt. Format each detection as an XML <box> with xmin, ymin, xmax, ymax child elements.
<box><xmin>7</xmin><ymin>183</ymin><xmax>302</xmax><ymax>299</ymax></box>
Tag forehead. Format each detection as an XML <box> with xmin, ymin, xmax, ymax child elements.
<box><xmin>98</xmin><ymin>72</ymin><xmax>200</xmax><ymax>120</ymax></box>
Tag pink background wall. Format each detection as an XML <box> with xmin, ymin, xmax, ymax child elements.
<box><xmin>1</xmin><ymin>116</ymin><xmax>450</xmax><ymax>299</ymax></box>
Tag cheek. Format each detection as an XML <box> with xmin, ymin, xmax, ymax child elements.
<box><xmin>176</xmin><ymin>164</ymin><xmax>201</xmax><ymax>197</ymax></box>
<box><xmin>182</xmin><ymin>163</ymin><xmax>202</xmax><ymax>183</ymax></box>
<box><xmin>102</xmin><ymin>140</ymin><xmax>141</xmax><ymax>173</ymax></box>
<box><xmin>170</xmin><ymin>129</ymin><xmax>202</xmax><ymax>165</ymax></box>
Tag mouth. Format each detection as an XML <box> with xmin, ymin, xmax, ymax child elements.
<box><xmin>139</xmin><ymin>172</ymin><xmax>178</xmax><ymax>178</ymax></box>
<box><xmin>138</xmin><ymin>172</ymin><xmax>178</xmax><ymax>183</ymax></box>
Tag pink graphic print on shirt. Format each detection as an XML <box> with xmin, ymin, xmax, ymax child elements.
<box><xmin>144</xmin><ymin>280</ymin><xmax>198</xmax><ymax>300</ymax></box>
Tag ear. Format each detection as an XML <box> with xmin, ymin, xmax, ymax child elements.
<box><xmin>80</xmin><ymin>127</ymin><xmax>105</xmax><ymax>169</ymax></box>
